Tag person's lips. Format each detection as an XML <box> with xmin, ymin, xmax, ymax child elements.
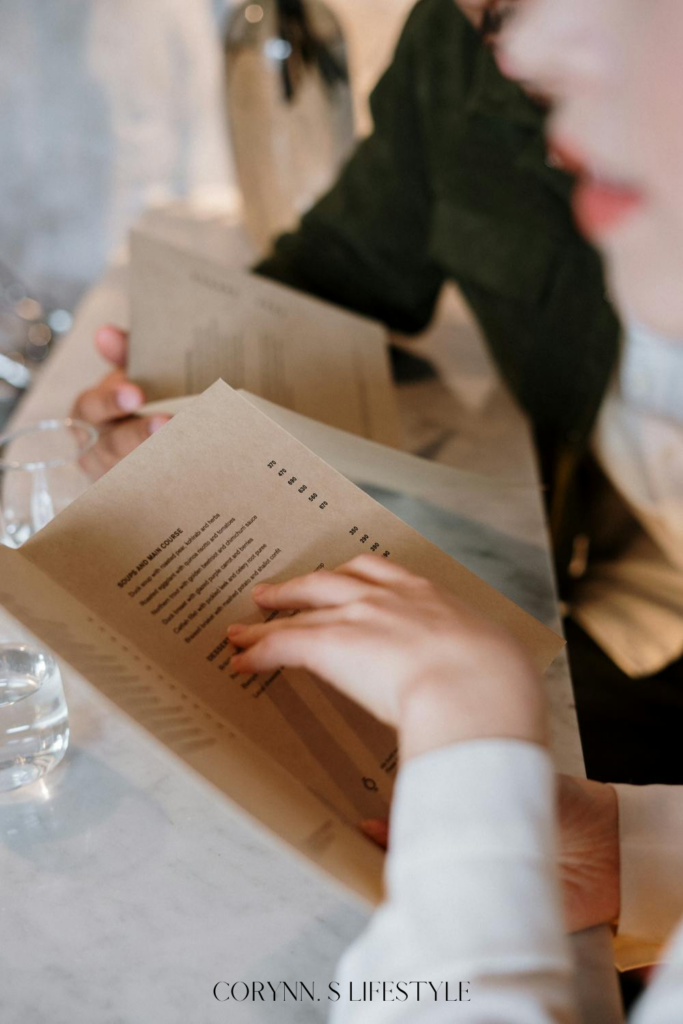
<box><xmin>549</xmin><ymin>141</ymin><xmax>645</xmax><ymax>240</ymax></box>
<box><xmin>573</xmin><ymin>178</ymin><xmax>644</xmax><ymax>240</ymax></box>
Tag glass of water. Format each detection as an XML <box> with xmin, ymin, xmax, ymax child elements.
<box><xmin>0</xmin><ymin>420</ymin><xmax>92</xmax><ymax>789</ymax></box>
<box><xmin>0</xmin><ymin>417</ymin><xmax>97</xmax><ymax>548</ymax></box>
<box><xmin>0</xmin><ymin>643</ymin><xmax>69</xmax><ymax>792</ymax></box>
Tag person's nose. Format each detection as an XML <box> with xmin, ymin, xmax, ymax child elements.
<box><xmin>499</xmin><ymin>0</ymin><xmax>618</xmax><ymax>104</ymax></box>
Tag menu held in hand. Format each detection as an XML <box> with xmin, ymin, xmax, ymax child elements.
<box><xmin>0</xmin><ymin>382</ymin><xmax>563</xmax><ymax>904</ymax></box>
<box><xmin>128</xmin><ymin>231</ymin><xmax>402</xmax><ymax>448</ymax></box>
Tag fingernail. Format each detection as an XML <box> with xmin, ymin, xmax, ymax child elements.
<box><xmin>360</xmin><ymin>820</ymin><xmax>388</xmax><ymax>846</ymax></box>
<box><xmin>227</xmin><ymin>624</ymin><xmax>244</xmax><ymax>637</ymax></box>
<box><xmin>117</xmin><ymin>386</ymin><xmax>142</xmax><ymax>413</ymax></box>
<box><xmin>252</xmin><ymin>584</ymin><xmax>267</xmax><ymax>599</ymax></box>
<box><xmin>148</xmin><ymin>415</ymin><xmax>169</xmax><ymax>434</ymax></box>
<box><xmin>98</xmin><ymin>326</ymin><xmax>122</xmax><ymax>343</ymax></box>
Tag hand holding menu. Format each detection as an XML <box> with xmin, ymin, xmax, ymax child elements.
<box><xmin>128</xmin><ymin>232</ymin><xmax>402</xmax><ymax>447</ymax></box>
<box><xmin>0</xmin><ymin>382</ymin><xmax>563</xmax><ymax>903</ymax></box>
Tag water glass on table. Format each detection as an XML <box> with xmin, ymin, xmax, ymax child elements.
<box><xmin>0</xmin><ymin>418</ymin><xmax>97</xmax><ymax>790</ymax></box>
<box><xmin>0</xmin><ymin>644</ymin><xmax>69</xmax><ymax>792</ymax></box>
<box><xmin>0</xmin><ymin>417</ymin><xmax>97</xmax><ymax>547</ymax></box>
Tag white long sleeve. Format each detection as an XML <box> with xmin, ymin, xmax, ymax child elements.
<box><xmin>613</xmin><ymin>784</ymin><xmax>683</xmax><ymax>971</ymax></box>
<box><xmin>328</xmin><ymin>741</ymin><xmax>683</xmax><ymax>1024</ymax></box>
<box><xmin>329</xmin><ymin>740</ymin><xmax>577</xmax><ymax>1024</ymax></box>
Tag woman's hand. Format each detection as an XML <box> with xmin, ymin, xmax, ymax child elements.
<box><xmin>71</xmin><ymin>325</ymin><xmax>171</xmax><ymax>479</ymax></box>
<box><xmin>556</xmin><ymin>774</ymin><xmax>620</xmax><ymax>932</ymax></box>
<box><xmin>228</xmin><ymin>555</ymin><xmax>548</xmax><ymax>761</ymax></box>
<box><xmin>362</xmin><ymin>775</ymin><xmax>621</xmax><ymax>932</ymax></box>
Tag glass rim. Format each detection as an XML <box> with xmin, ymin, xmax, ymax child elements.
<box><xmin>0</xmin><ymin>642</ymin><xmax>58</xmax><ymax>704</ymax></box>
<box><xmin>0</xmin><ymin>640</ymin><xmax>56</xmax><ymax>663</ymax></box>
<box><xmin>0</xmin><ymin>417</ymin><xmax>98</xmax><ymax>472</ymax></box>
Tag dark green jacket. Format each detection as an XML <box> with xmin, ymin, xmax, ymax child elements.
<box><xmin>257</xmin><ymin>0</ymin><xmax>621</xmax><ymax>574</ymax></box>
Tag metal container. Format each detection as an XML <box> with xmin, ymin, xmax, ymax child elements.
<box><xmin>223</xmin><ymin>0</ymin><xmax>355</xmax><ymax>251</ymax></box>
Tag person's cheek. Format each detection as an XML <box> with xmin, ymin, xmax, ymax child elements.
<box><xmin>641</xmin><ymin>16</ymin><xmax>683</xmax><ymax>214</ymax></box>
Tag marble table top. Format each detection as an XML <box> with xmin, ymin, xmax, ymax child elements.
<box><xmin>0</xmin><ymin>206</ymin><xmax>621</xmax><ymax>1023</ymax></box>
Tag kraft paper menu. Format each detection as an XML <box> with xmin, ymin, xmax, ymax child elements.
<box><xmin>128</xmin><ymin>232</ymin><xmax>402</xmax><ymax>447</ymax></box>
<box><xmin>0</xmin><ymin>382</ymin><xmax>563</xmax><ymax>905</ymax></box>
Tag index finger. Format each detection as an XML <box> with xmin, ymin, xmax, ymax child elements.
<box><xmin>251</xmin><ymin>569</ymin><xmax>373</xmax><ymax>611</ymax></box>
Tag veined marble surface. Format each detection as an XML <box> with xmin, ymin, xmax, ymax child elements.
<box><xmin>0</xmin><ymin>208</ymin><xmax>606</xmax><ymax>1024</ymax></box>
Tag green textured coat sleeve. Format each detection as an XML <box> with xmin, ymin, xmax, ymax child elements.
<box><xmin>255</xmin><ymin>2</ymin><xmax>445</xmax><ymax>334</ymax></box>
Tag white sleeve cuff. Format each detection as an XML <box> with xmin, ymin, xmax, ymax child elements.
<box><xmin>384</xmin><ymin>740</ymin><xmax>568</xmax><ymax>968</ymax></box>
<box><xmin>390</xmin><ymin>739</ymin><xmax>557</xmax><ymax>865</ymax></box>
<box><xmin>330</xmin><ymin>741</ymin><xmax>573</xmax><ymax>1024</ymax></box>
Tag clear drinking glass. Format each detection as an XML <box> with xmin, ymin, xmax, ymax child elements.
<box><xmin>0</xmin><ymin>417</ymin><xmax>97</xmax><ymax>548</ymax></box>
<box><xmin>0</xmin><ymin>643</ymin><xmax>69</xmax><ymax>791</ymax></box>
<box><xmin>0</xmin><ymin>419</ymin><xmax>92</xmax><ymax>788</ymax></box>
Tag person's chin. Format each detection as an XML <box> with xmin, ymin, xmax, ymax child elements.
<box><xmin>608</xmin><ymin>239</ymin><xmax>683</xmax><ymax>340</ymax></box>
